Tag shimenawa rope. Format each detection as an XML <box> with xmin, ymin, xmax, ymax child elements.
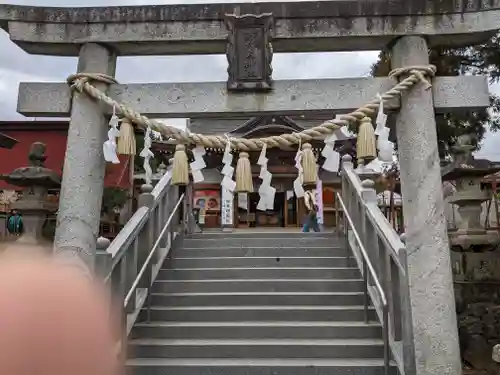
<box><xmin>66</xmin><ymin>65</ymin><xmax>436</xmax><ymax>152</ymax></box>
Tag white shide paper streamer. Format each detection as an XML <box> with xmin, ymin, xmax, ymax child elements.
<box><xmin>256</xmin><ymin>144</ymin><xmax>275</xmax><ymax>211</ymax></box>
<box><xmin>321</xmin><ymin>131</ymin><xmax>340</xmax><ymax>173</ymax></box>
<box><xmin>191</xmin><ymin>145</ymin><xmax>206</xmax><ymax>183</ymax></box>
<box><xmin>103</xmin><ymin>106</ymin><xmax>120</xmax><ymax>164</ymax></box>
<box><xmin>139</xmin><ymin>126</ymin><xmax>155</xmax><ymax>185</ymax></box>
<box><xmin>220</xmin><ymin>135</ymin><xmax>236</xmax><ymax>193</ymax></box>
<box><xmin>374</xmin><ymin>93</ymin><xmax>394</xmax><ymax>163</ymax></box>
<box><xmin>293</xmin><ymin>142</ymin><xmax>305</xmax><ymax>198</ymax></box>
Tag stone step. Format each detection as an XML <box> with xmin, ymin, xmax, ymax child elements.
<box><xmin>151</xmin><ymin>279</ymin><xmax>364</xmax><ymax>293</ymax></box>
<box><xmin>182</xmin><ymin>237</ymin><xmax>343</xmax><ymax>248</ymax></box>
<box><xmin>168</xmin><ymin>256</ymin><xmax>351</xmax><ymax>268</ymax></box>
<box><xmin>187</xmin><ymin>232</ymin><xmax>339</xmax><ymax>240</ymax></box>
<box><xmin>172</xmin><ymin>247</ymin><xmax>349</xmax><ymax>258</ymax></box>
<box><xmin>138</xmin><ymin>306</ymin><xmax>378</xmax><ymax>322</ymax></box>
<box><xmin>157</xmin><ymin>267</ymin><xmax>360</xmax><ymax>280</ymax></box>
<box><xmin>127</xmin><ymin>338</ymin><xmax>384</xmax><ymax>359</ymax></box>
<box><xmin>149</xmin><ymin>292</ymin><xmax>368</xmax><ymax>306</ymax></box>
<box><xmin>128</xmin><ymin>358</ymin><xmax>397</xmax><ymax>375</ymax></box>
<box><xmin>131</xmin><ymin>321</ymin><xmax>382</xmax><ymax>340</ymax></box>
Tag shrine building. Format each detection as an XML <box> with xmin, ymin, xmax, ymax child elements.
<box><xmin>152</xmin><ymin>115</ymin><xmax>357</xmax><ymax>229</ymax></box>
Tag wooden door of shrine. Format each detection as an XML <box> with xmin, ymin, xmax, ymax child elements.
<box><xmin>283</xmin><ymin>193</ymin><xmax>308</xmax><ymax>228</ymax></box>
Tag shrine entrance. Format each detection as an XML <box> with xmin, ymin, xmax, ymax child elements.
<box><xmin>236</xmin><ymin>185</ymin><xmax>297</xmax><ymax>229</ymax></box>
<box><xmin>245</xmin><ymin>192</ymin><xmax>286</xmax><ymax>228</ymax></box>
<box><xmin>236</xmin><ymin>189</ymin><xmax>309</xmax><ymax>229</ymax></box>
<box><xmin>3</xmin><ymin>2</ymin><xmax>496</xmax><ymax>374</ymax></box>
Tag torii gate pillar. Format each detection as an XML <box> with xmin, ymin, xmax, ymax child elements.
<box><xmin>391</xmin><ymin>36</ymin><xmax>462</xmax><ymax>375</ymax></box>
<box><xmin>54</xmin><ymin>43</ymin><xmax>117</xmax><ymax>270</ymax></box>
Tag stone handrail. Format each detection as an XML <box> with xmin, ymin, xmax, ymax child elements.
<box><xmin>340</xmin><ymin>155</ymin><xmax>414</xmax><ymax>375</ymax></box>
<box><xmin>95</xmin><ymin>171</ymin><xmax>185</xmax><ymax>336</ymax></box>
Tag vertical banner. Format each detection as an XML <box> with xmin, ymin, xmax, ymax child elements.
<box><xmin>221</xmin><ymin>188</ymin><xmax>234</xmax><ymax>226</ymax></box>
<box><xmin>316</xmin><ymin>179</ymin><xmax>324</xmax><ymax>225</ymax></box>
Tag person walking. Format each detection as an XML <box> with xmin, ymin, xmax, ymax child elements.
<box><xmin>302</xmin><ymin>204</ymin><xmax>320</xmax><ymax>232</ymax></box>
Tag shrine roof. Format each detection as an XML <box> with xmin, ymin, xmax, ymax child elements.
<box><xmin>229</xmin><ymin>116</ymin><xmax>303</xmax><ymax>137</ymax></box>
<box><xmin>228</xmin><ymin>115</ymin><xmax>355</xmax><ymax>144</ymax></box>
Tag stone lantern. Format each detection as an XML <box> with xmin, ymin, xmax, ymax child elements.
<box><xmin>0</xmin><ymin>142</ymin><xmax>61</xmax><ymax>247</ymax></box>
<box><xmin>442</xmin><ymin>134</ymin><xmax>500</xmax><ymax>252</ymax></box>
<box><xmin>443</xmin><ymin>135</ymin><xmax>500</xmax><ymax>375</ymax></box>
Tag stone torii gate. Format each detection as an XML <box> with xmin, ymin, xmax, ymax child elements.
<box><xmin>1</xmin><ymin>1</ymin><xmax>498</xmax><ymax>374</ymax></box>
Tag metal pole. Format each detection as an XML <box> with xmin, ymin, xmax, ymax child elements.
<box><xmin>363</xmin><ymin>260</ymin><xmax>369</xmax><ymax>323</ymax></box>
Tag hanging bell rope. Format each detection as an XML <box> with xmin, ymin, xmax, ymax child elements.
<box><xmin>235</xmin><ymin>152</ymin><xmax>253</xmax><ymax>193</ymax></box>
<box><xmin>117</xmin><ymin>118</ymin><xmax>136</xmax><ymax>156</ymax></box>
<box><xmin>301</xmin><ymin>143</ymin><xmax>318</xmax><ymax>185</ymax></box>
<box><xmin>171</xmin><ymin>144</ymin><xmax>189</xmax><ymax>186</ymax></box>
<box><xmin>356</xmin><ymin>117</ymin><xmax>377</xmax><ymax>164</ymax></box>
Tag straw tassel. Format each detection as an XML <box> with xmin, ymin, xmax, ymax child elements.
<box><xmin>356</xmin><ymin>117</ymin><xmax>377</xmax><ymax>164</ymax></box>
<box><xmin>235</xmin><ymin>152</ymin><xmax>253</xmax><ymax>193</ymax></box>
<box><xmin>171</xmin><ymin>144</ymin><xmax>189</xmax><ymax>186</ymax></box>
<box><xmin>301</xmin><ymin>143</ymin><xmax>318</xmax><ymax>185</ymax></box>
<box><xmin>117</xmin><ymin>118</ymin><xmax>136</xmax><ymax>155</ymax></box>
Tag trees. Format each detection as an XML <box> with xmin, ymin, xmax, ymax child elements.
<box><xmin>371</xmin><ymin>34</ymin><xmax>500</xmax><ymax>156</ymax></box>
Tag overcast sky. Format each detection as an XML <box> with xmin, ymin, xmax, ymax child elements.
<box><xmin>1</xmin><ymin>0</ymin><xmax>499</xmax><ymax>160</ymax></box>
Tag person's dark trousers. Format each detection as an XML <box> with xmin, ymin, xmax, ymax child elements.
<box><xmin>303</xmin><ymin>220</ymin><xmax>320</xmax><ymax>232</ymax></box>
<box><xmin>310</xmin><ymin>222</ymin><xmax>320</xmax><ymax>232</ymax></box>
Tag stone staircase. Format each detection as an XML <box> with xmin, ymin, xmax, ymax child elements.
<box><xmin>127</xmin><ymin>231</ymin><xmax>396</xmax><ymax>375</ymax></box>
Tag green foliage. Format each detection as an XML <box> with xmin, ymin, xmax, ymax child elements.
<box><xmin>371</xmin><ymin>34</ymin><xmax>500</xmax><ymax>156</ymax></box>
<box><xmin>101</xmin><ymin>186</ymin><xmax>129</xmax><ymax>215</ymax></box>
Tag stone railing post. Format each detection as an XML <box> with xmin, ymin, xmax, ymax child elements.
<box><xmin>340</xmin><ymin>155</ymin><xmax>354</xmax><ymax>234</ymax></box>
<box><xmin>95</xmin><ymin>236</ymin><xmax>112</xmax><ymax>278</ymax></box>
<box><xmin>158</xmin><ymin>183</ymin><xmax>170</xmax><ymax>249</ymax></box>
<box><xmin>181</xmin><ymin>183</ymin><xmax>193</xmax><ymax>234</ymax></box>
<box><xmin>155</xmin><ymin>164</ymin><xmax>170</xmax><ymax>247</ymax></box>
<box><xmin>137</xmin><ymin>184</ymin><xmax>154</xmax><ymax>266</ymax></box>
<box><xmin>185</xmin><ymin>183</ymin><xmax>200</xmax><ymax>234</ymax></box>
<box><xmin>157</xmin><ymin>162</ymin><xmax>167</xmax><ymax>178</ymax></box>
<box><xmin>138</xmin><ymin>183</ymin><xmax>154</xmax><ymax>208</ymax></box>
<box><xmin>391</xmin><ymin>36</ymin><xmax>461</xmax><ymax>375</ymax></box>
<box><xmin>360</xmin><ymin>179</ymin><xmax>377</xmax><ymax>204</ymax></box>
<box><xmin>360</xmin><ymin>180</ymin><xmax>380</xmax><ymax>279</ymax></box>
<box><xmin>397</xmin><ymin>232</ymin><xmax>417</xmax><ymax>375</ymax></box>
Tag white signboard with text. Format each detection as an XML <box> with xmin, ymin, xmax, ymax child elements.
<box><xmin>221</xmin><ymin>188</ymin><xmax>234</xmax><ymax>226</ymax></box>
